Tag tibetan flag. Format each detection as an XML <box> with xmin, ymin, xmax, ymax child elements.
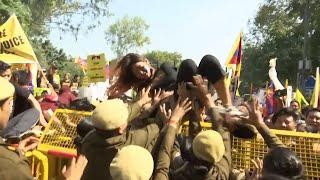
<box><xmin>226</xmin><ymin>31</ymin><xmax>243</xmax><ymax>77</ymax></box>
<box><xmin>74</xmin><ymin>56</ymin><xmax>87</xmax><ymax>70</ymax></box>
<box><xmin>310</xmin><ymin>67</ymin><xmax>320</xmax><ymax>108</ymax></box>
<box><xmin>266</xmin><ymin>81</ymin><xmax>277</xmax><ymax>115</ymax></box>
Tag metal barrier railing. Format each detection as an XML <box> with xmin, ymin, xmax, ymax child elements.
<box><xmin>181</xmin><ymin>122</ymin><xmax>320</xmax><ymax>180</ymax></box>
<box><xmin>25</xmin><ymin>110</ymin><xmax>320</xmax><ymax>179</ymax></box>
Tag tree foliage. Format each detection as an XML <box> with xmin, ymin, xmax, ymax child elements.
<box><xmin>0</xmin><ymin>0</ymin><xmax>112</xmax><ymax>38</ymax></box>
<box><xmin>31</xmin><ymin>39</ymin><xmax>83</xmax><ymax>77</ymax></box>
<box><xmin>144</xmin><ymin>50</ymin><xmax>182</xmax><ymax>68</ymax></box>
<box><xmin>241</xmin><ymin>0</ymin><xmax>320</xmax><ymax>93</ymax></box>
<box><xmin>105</xmin><ymin>16</ymin><xmax>150</xmax><ymax>57</ymax></box>
<box><xmin>0</xmin><ymin>0</ymin><xmax>110</xmax><ymax>76</ymax></box>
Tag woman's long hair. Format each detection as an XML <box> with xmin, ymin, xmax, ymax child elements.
<box><xmin>108</xmin><ymin>53</ymin><xmax>151</xmax><ymax>99</ymax></box>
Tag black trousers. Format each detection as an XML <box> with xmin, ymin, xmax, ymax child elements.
<box><xmin>177</xmin><ymin>55</ymin><xmax>226</xmax><ymax>137</ymax></box>
<box><xmin>177</xmin><ymin>54</ymin><xmax>225</xmax><ymax>84</ymax></box>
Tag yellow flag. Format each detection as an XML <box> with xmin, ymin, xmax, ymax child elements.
<box><xmin>236</xmin><ymin>80</ymin><xmax>241</xmax><ymax>97</ymax></box>
<box><xmin>310</xmin><ymin>67</ymin><xmax>319</xmax><ymax>108</ymax></box>
<box><xmin>0</xmin><ymin>14</ymin><xmax>37</xmax><ymax>63</ymax></box>
<box><xmin>285</xmin><ymin>79</ymin><xmax>288</xmax><ymax>88</ymax></box>
<box><xmin>295</xmin><ymin>89</ymin><xmax>309</xmax><ymax>107</ymax></box>
<box><xmin>225</xmin><ymin>68</ymin><xmax>232</xmax><ymax>89</ymax></box>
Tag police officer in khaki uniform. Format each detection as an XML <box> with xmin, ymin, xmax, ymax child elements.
<box><xmin>110</xmin><ymin>145</ymin><xmax>154</xmax><ymax>180</ymax></box>
<box><xmin>167</xmin><ymin>75</ymin><xmax>232</xmax><ymax>180</ymax></box>
<box><xmin>108</xmin><ymin>97</ymin><xmax>192</xmax><ymax>180</ymax></box>
<box><xmin>0</xmin><ymin>77</ymin><xmax>38</xmax><ymax>180</ymax></box>
<box><xmin>80</xmin><ymin>95</ymin><xmax>163</xmax><ymax>180</ymax></box>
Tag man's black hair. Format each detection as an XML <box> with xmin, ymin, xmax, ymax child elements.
<box><xmin>16</xmin><ymin>70</ymin><xmax>30</xmax><ymax>86</ymax></box>
<box><xmin>263</xmin><ymin>147</ymin><xmax>304</xmax><ymax>180</ymax></box>
<box><xmin>290</xmin><ymin>99</ymin><xmax>300</xmax><ymax>106</ymax></box>
<box><xmin>0</xmin><ymin>61</ymin><xmax>11</xmax><ymax>74</ymax></box>
<box><xmin>260</xmin><ymin>173</ymin><xmax>292</xmax><ymax>180</ymax></box>
<box><xmin>306</xmin><ymin>108</ymin><xmax>320</xmax><ymax>118</ymax></box>
<box><xmin>271</xmin><ymin>108</ymin><xmax>299</xmax><ymax>124</ymax></box>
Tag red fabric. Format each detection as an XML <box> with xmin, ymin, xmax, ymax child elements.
<box><xmin>58</xmin><ymin>92</ymin><xmax>76</xmax><ymax>107</ymax></box>
<box><xmin>228</xmin><ymin>36</ymin><xmax>243</xmax><ymax>65</ymax></box>
<box><xmin>45</xmin><ymin>95</ymin><xmax>58</xmax><ymax>102</ymax></box>
<box><xmin>40</xmin><ymin>96</ymin><xmax>58</xmax><ymax>111</ymax></box>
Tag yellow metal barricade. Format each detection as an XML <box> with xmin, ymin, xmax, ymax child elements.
<box><xmin>36</xmin><ymin>109</ymin><xmax>92</xmax><ymax>179</ymax></box>
<box><xmin>26</xmin><ymin>150</ymin><xmax>48</xmax><ymax>180</ymax></box>
<box><xmin>38</xmin><ymin>109</ymin><xmax>92</xmax><ymax>156</ymax></box>
<box><xmin>181</xmin><ymin>122</ymin><xmax>320</xmax><ymax>179</ymax></box>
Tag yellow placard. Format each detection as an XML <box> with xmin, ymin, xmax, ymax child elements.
<box><xmin>87</xmin><ymin>53</ymin><xmax>106</xmax><ymax>83</ymax></box>
<box><xmin>10</xmin><ymin>63</ymin><xmax>26</xmax><ymax>71</ymax></box>
<box><xmin>34</xmin><ymin>88</ymin><xmax>49</xmax><ymax>97</ymax></box>
<box><xmin>82</xmin><ymin>76</ymin><xmax>89</xmax><ymax>87</ymax></box>
<box><xmin>0</xmin><ymin>14</ymin><xmax>37</xmax><ymax>63</ymax></box>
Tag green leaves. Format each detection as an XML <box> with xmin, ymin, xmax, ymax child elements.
<box><xmin>105</xmin><ymin>16</ymin><xmax>150</xmax><ymax>57</ymax></box>
<box><xmin>242</xmin><ymin>0</ymin><xmax>320</xmax><ymax>92</ymax></box>
<box><xmin>144</xmin><ymin>50</ymin><xmax>182</xmax><ymax>68</ymax></box>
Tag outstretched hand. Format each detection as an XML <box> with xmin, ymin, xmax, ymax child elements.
<box><xmin>153</xmin><ymin>88</ymin><xmax>174</xmax><ymax>105</ymax></box>
<box><xmin>159</xmin><ymin>103</ymin><xmax>172</xmax><ymax>123</ymax></box>
<box><xmin>177</xmin><ymin>82</ymin><xmax>189</xmax><ymax>100</ymax></box>
<box><xmin>187</xmin><ymin>75</ymin><xmax>214</xmax><ymax>108</ymax></box>
<box><xmin>242</xmin><ymin>97</ymin><xmax>264</xmax><ymax>127</ymax></box>
<box><xmin>246</xmin><ymin>158</ymin><xmax>263</xmax><ymax>180</ymax></box>
<box><xmin>137</xmin><ymin>86</ymin><xmax>152</xmax><ymax>106</ymax></box>
<box><xmin>62</xmin><ymin>155</ymin><xmax>88</xmax><ymax>180</ymax></box>
<box><xmin>168</xmin><ymin>97</ymin><xmax>192</xmax><ymax>129</ymax></box>
<box><xmin>17</xmin><ymin>136</ymin><xmax>39</xmax><ymax>155</ymax></box>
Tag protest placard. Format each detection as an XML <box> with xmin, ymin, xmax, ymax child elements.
<box><xmin>87</xmin><ymin>53</ymin><xmax>106</xmax><ymax>83</ymax></box>
<box><xmin>0</xmin><ymin>14</ymin><xmax>37</xmax><ymax>63</ymax></box>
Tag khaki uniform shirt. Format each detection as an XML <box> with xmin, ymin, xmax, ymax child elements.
<box><xmin>153</xmin><ymin>126</ymin><xmax>177</xmax><ymax>180</ymax></box>
<box><xmin>0</xmin><ymin>139</ymin><xmax>33</xmax><ymax>180</ymax></box>
<box><xmin>80</xmin><ymin>122</ymin><xmax>161</xmax><ymax>180</ymax></box>
<box><xmin>170</xmin><ymin>107</ymin><xmax>232</xmax><ymax>180</ymax></box>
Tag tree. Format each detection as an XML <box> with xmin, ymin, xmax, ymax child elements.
<box><xmin>241</xmin><ymin>0</ymin><xmax>320</xmax><ymax>91</ymax></box>
<box><xmin>32</xmin><ymin>39</ymin><xmax>83</xmax><ymax>77</ymax></box>
<box><xmin>0</xmin><ymin>0</ymin><xmax>111</xmax><ymax>76</ymax></box>
<box><xmin>0</xmin><ymin>0</ymin><xmax>112</xmax><ymax>38</ymax></box>
<box><xmin>144</xmin><ymin>50</ymin><xmax>182</xmax><ymax>67</ymax></box>
<box><xmin>31</xmin><ymin>39</ymin><xmax>68</xmax><ymax>68</ymax></box>
<box><xmin>105</xmin><ymin>16</ymin><xmax>150</xmax><ymax>57</ymax></box>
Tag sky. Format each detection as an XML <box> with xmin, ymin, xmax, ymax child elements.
<box><xmin>49</xmin><ymin>0</ymin><xmax>263</xmax><ymax>65</ymax></box>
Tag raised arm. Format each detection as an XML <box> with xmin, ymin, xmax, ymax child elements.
<box><xmin>153</xmin><ymin>98</ymin><xmax>191</xmax><ymax>180</ymax></box>
<box><xmin>243</xmin><ymin>98</ymin><xmax>285</xmax><ymax>149</ymax></box>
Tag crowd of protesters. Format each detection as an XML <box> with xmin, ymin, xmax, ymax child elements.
<box><xmin>0</xmin><ymin>53</ymin><xmax>318</xmax><ymax>180</ymax></box>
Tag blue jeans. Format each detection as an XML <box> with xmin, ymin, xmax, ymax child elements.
<box><xmin>1</xmin><ymin>108</ymin><xmax>40</xmax><ymax>139</ymax></box>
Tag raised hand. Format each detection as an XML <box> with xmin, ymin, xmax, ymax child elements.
<box><xmin>246</xmin><ymin>158</ymin><xmax>263</xmax><ymax>180</ymax></box>
<box><xmin>62</xmin><ymin>155</ymin><xmax>88</xmax><ymax>180</ymax></box>
<box><xmin>137</xmin><ymin>86</ymin><xmax>152</xmax><ymax>106</ymax></box>
<box><xmin>17</xmin><ymin>136</ymin><xmax>39</xmax><ymax>155</ymax></box>
<box><xmin>168</xmin><ymin>97</ymin><xmax>192</xmax><ymax>129</ymax></box>
<box><xmin>177</xmin><ymin>82</ymin><xmax>189</xmax><ymax>100</ymax></box>
<box><xmin>242</xmin><ymin>97</ymin><xmax>264</xmax><ymax>127</ymax></box>
<box><xmin>187</xmin><ymin>75</ymin><xmax>214</xmax><ymax>108</ymax></box>
<box><xmin>159</xmin><ymin>103</ymin><xmax>172</xmax><ymax>123</ymax></box>
<box><xmin>153</xmin><ymin>88</ymin><xmax>174</xmax><ymax>105</ymax></box>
